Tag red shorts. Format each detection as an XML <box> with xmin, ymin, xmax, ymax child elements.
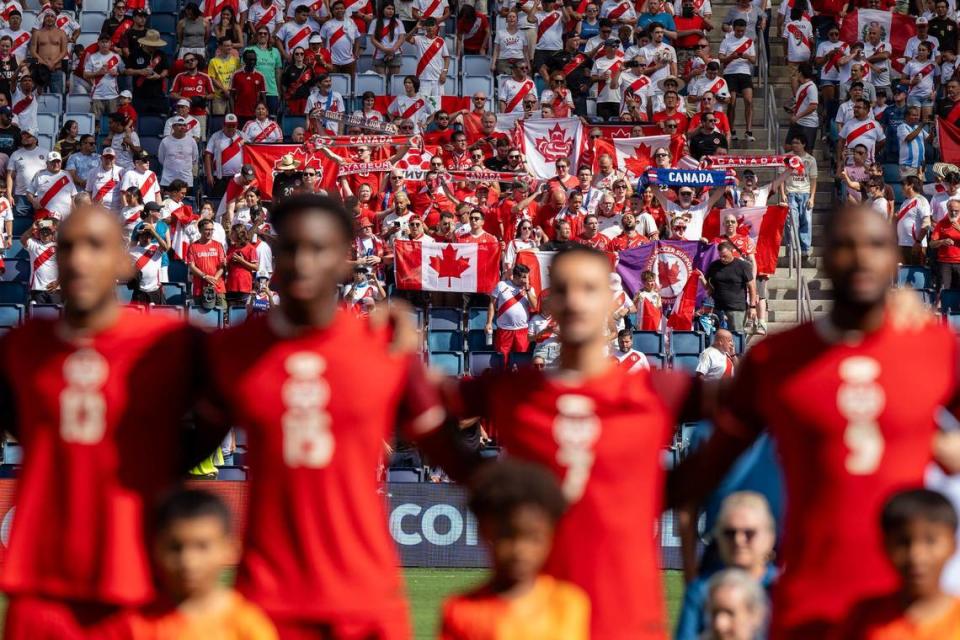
<box><xmin>3</xmin><ymin>595</ymin><xmax>121</xmax><ymax>640</ymax></box>
<box><xmin>493</xmin><ymin>327</ymin><xmax>529</xmax><ymax>360</ymax></box>
<box><xmin>272</xmin><ymin>617</ymin><xmax>410</xmax><ymax>640</ymax></box>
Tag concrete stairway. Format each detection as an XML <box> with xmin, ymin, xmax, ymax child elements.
<box><xmin>701</xmin><ymin>4</ymin><xmax>834</xmax><ymax>333</ymax></box>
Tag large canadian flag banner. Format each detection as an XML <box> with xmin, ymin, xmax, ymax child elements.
<box><xmin>593</xmin><ymin>134</ymin><xmax>683</xmax><ymax>179</ymax></box>
<box><xmin>702</xmin><ymin>205</ymin><xmax>789</xmax><ymax>276</ymax></box>
<box><xmin>394</xmin><ymin>240</ymin><xmax>502</xmax><ymax>293</ymax></box>
<box><xmin>520</xmin><ymin>118</ymin><xmax>583</xmax><ymax>179</ymax></box>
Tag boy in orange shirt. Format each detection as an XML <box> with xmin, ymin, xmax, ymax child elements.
<box><xmin>104</xmin><ymin>488</ymin><xmax>278</xmax><ymax>640</ymax></box>
<box><xmin>836</xmin><ymin>488</ymin><xmax>960</xmax><ymax>640</ymax></box>
<box><xmin>439</xmin><ymin>460</ymin><xmax>590</xmax><ymax>640</ymax></box>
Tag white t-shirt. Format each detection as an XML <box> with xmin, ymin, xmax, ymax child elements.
<box><xmin>500</xmin><ymin>77</ymin><xmax>536</xmax><ymax>112</ymax></box>
<box><xmin>0</xmin><ymin>28</ymin><xmax>30</xmax><ymax>62</ymax></box>
<box><xmin>904</xmin><ymin>58</ymin><xmax>939</xmax><ymax>100</ymax></box>
<box><xmin>120</xmin><ymin>168</ymin><xmax>162</xmax><ymax>204</ymax></box>
<box><xmin>387</xmin><ymin>93</ymin><xmax>434</xmax><ymax>130</ymax></box>
<box><xmin>163</xmin><ymin>114</ymin><xmax>202</xmax><ymax>139</ymax></box>
<box><xmin>368</xmin><ymin>19</ymin><xmax>405</xmax><ymax>60</ymax></box>
<box><xmin>9</xmin><ymin>146</ymin><xmax>47</xmax><ymax>196</ymax></box>
<box><xmin>414</xmin><ymin>0</ymin><xmax>448</xmax><ymax>19</ymax></box>
<box><xmin>611</xmin><ymin>347</ymin><xmax>650</xmax><ymax>373</ymax></box>
<box><xmin>591</xmin><ymin>56</ymin><xmax>623</xmax><ymax>102</ymax></box>
<box><xmin>904</xmin><ymin>35</ymin><xmax>940</xmax><ymax>61</ymax></box>
<box><xmin>491</xmin><ymin>279</ymin><xmax>531</xmax><ymax>329</ymax></box>
<box><xmin>26</xmin><ymin>237</ymin><xmax>57</xmax><ymax>291</ymax></box>
<box><xmin>495</xmin><ymin>28</ymin><xmax>526</xmax><ymax>60</ymax></box>
<box><xmin>205</xmin><ymin>130</ymin><xmax>245</xmax><ymax>180</ymax></box>
<box><xmin>130</xmin><ymin>243</ymin><xmax>163</xmax><ymax>292</ymax></box>
<box><xmin>10</xmin><ymin>89</ymin><xmax>36</xmax><ymax>133</ymax></box>
<box><xmin>895</xmin><ymin>195</ymin><xmax>931</xmax><ymax>247</ymax></box>
<box><xmin>107</xmin><ymin>131</ymin><xmax>141</xmax><ymax>170</ymax></box>
<box><xmin>932</xmin><ymin>192</ymin><xmax>960</xmax><ymax>224</ymax></box>
<box><xmin>863</xmin><ymin>40</ymin><xmax>891</xmax><ymax>87</ymax></box>
<box><xmin>157</xmin><ymin>135</ymin><xmax>199</xmax><ymax>187</ymax></box>
<box><xmin>815</xmin><ymin>40</ymin><xmax>846</xmax><ymax>82</ymax></box>
<box><xmin>247</xmin><ymin>1</ymin><xmax>284</xmax><ymax>32</ymax></box>
<box><xmin>276</xmin><ymin>18</ymin><xmax>320</xmax><ymax>54</ymax></box>
<box><xmin>695</xmin><ymin>345</ymin><xmax>731</xmax><ymax>379</ymax></box>
<box><xmin>320</xmin><ymin>18</ymin><xmax>360</xmax><ymax>65</ymax></box>
<box><xmin>793</xmin><ymin>80</ymin><xmax>819</xmax><ymax>128</ymax></box>
<box><xmin>666</xmin><ymin>200</ymin><xmax>709</xmax><ymax>240</ymax></box>
<box><xmin>84</xmin><ymin>51</ymin><xmax>124</xmax><ymax>100</ymax></box>
<box><xmin>253</xmin><ymin>238</ymin><xmax>273</xmax><ymax>278</ymax></box>
<box><xmin>530</xmin><ymin>10</ymin><xmax>563</xmax><ymax>50</ymax></box>
<box><xmin>85</xmin><ymin>164</ymin><xmax>125</xmax><ymax>211</ymax></box>
<box><xmin>718</xmin><ymin>33</ymin><xmax>754</xmax><ymax>75</ymax></box>
<box><xmin>0</xmin><ymin>196</ymin><xmax>12</xmax><ymax>245</ymax></box>
<box><xmin>120</xmin><ymin>204</ymin><xmax>144</xmax><ymax>236</ymax></box>
<box><xmin>783</xmin><ymin>17</ymin><xmax>812</xmax><ymax>63</ymax></box>
<box><xmin>639</xmin><ymin>42</ymin><xmax>676</xmax><ymax>85</ymax></box>
<box><xmin>412</xmin><ymin>35</ymin><xmax>448</xmax><ymax>81</ymax></box>
<box><xmin>29</xmin><ymin>170</ymin><xmax>77</xmax><ymax>219</ymax></box>
<box><xmin>839</xmin><ymin>117</ymin><xmax>885</xmax><ymax>163</ymax></box>
<box><xmin>242</xmin><ymin>118</ymin><xmax>283</xmax><ymax>143</ymax></box>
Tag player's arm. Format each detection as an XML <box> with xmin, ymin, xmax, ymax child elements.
<box><xmin>185</xmin><ymin>330</ymin><xmax>236</xmax><ymax>472</ymax></box>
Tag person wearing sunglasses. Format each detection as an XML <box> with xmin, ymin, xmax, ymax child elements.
<box><xmin>591</xmin><ymin>37</ymin><xmax>625</xmax><ymax>120</ymax></box>
<box><xmin>456</xmin><ymin>208</ymin><xmax>498</xmax><ymax>244</ymax></box>
<box><xmin>687</xmin><ymin>61</ymin><xmax>730</xmax><ymax>113</ymax></box>
<box><xmin>652</xmin><ymin>181</ymin><xmax>729</xmax><ymax>241</ymax></box>
<box><xmin>503</xmin><ymin>216</ymin><xmax>541</xmax><ymax>272</ymax></box>
<box><xmin>675</xmin><ymin>491</ymin><xmax>777</xmax><ymax>640</ymax></box>
<box><xmin>499</xmin><ymin>60</ymin><xmax>536</xmax><ymax>114</ymax></box>
<box><xmin>688</xmin><ymin>112</ymin><xmax>728</xmax><ymax>160</ymax></box>
<box><xmin>402</xmin><ymin>17</ymin><xmax>449</xmax><ymax>98</ymax></box>
<box><xmin>688</xmin><ymin>92</ymin><xmax>731</xmax><ymax>138</ymax></box>
<box><xmin>539</xmin><ymin>74</ymin><xmax>574</xmax><ymax>118</ymax></box>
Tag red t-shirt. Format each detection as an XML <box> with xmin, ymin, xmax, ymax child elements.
<box><xmin>0</xmin><ymin>311</ymin><xmax>201</xmax><ymax>605</ymax></box>
<box><xmin>187</xmin><ymin>240</ymin><xmax>227</xmax><ymax>295</ymax></box>
<box><xmin>170</xmin><ymin>72</ymin><xmax>215</xmax><ymax>115</ymax></box>
<box><xmin>454</xmin><ymin>366</ymin><xmax>689</xmax><ymax>640</ymax></box>
<box><xmin>203</xmin><ymin>312</ymin><xmax>442</xmax><ymax>625</ymax></box>
<box><xmin>932</xmin><ymin>217</ymin><xmax>960</xmax><ymax>263</ymax></box>
<box><xmin>673</xmin><ymin>16</ymin><xmax>710</xmax><ymax>49</ymax></box>
<box><xmin>652</xmin><ymin>110</ymin><xmax>689</xmax><ymax>135</ymax></box>
<box><xmin>117</xmin><ymin>103</ymin><xmax>138</xmax><ymax>127</ymax></box>
<box><xmin>231</xmin><ymin>70</ymin><xmax>267</xmax><ymax>118</ymax></box>
<box><xmin>225</xmin><ymin>243</ymin><xmax>259</xmax><ymax>293</ymax></box>
<box><xmin>718</xmin><ymin>320</ymin><xmax>960</xmax><ymax>635</ymax></box>
<box><xmin>457</xmin><ymin>13</ymin><xmax>489</xmax><ymax>52</ymax></box>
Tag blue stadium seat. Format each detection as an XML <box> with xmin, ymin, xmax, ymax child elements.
<box><xmin>228</xmin><ymin>305</ymin><xmax>248</xmax><ymax>325</ymax></box>
<box><xmin>207</xmin><ymin>115</ymin><xmax>225</xmax><ymax>135</ymax></box>
<box><xmin>469</xmin><ymin>351</ymin><xmax>501</xmax><ymax>375</ymax></box>
<box><xmin>881</xmin><ymin>163</ymin><xmax>901</xmax><ymax>184</ymax></box>
<box><xmin>37</xmin><ymin>95</ymin><xmax>61</xmax><ymax>114</ymax></box>
<box><xmin>356</xmin><ymin>56</ymin><xmax>375</xmax><ymax>74</ymax></box>
<box><xmin>138</xmin><ymin>115</ymin><xmax>165</xmax><ymax>137</ymax></box>
<box><xmin>7</xmin><ymin>239</ymin><xmax>26</xmax><ymax>258</ymax></box>
<box><xmin>329</xmin><ymin>73</ymin><xmax>351</xmax><ymax>97</ymax></box>
<box><xmin>0</xmin><ymin>464</ymin><xmax>19</xmax><ymax>478</ymax></box>
<box><xmin>84</xmin><ymin>0</ymin><xmax>111</xmax><ymax>11</ymax></box>
<box><xmin>282</xmin><ymin>115</ymin><xmax>306</xmax><ymax>139</ymax></box>
<box><xmin>897</xmin><ymin>265</ymin><xmax>933</xmax><ymax>290</ymax></box>
<box><xmin>167</xmin><ymin>260</ymin><xmax>189</xmax><ymax>285</ymax></box>
<box><xmin>115</xmin><ymin>283</ymin><xmax>134</xmax><ymax>303</ymax></box>
<box><xmin>65</xmin><ymin>114</ymin><xmax>96</xmax><ymax>136</ymax></box>
<box><xmin>461</xmin><ymin>55</ymin><xmax>489</xmax><ymax>75</ymax></box>
<box><xmin>466</xmin><ymin>329</ymin><xmax>488</xmax><ymax>351</ymax></box>
<box><xmin>427</xmin><ymin>306</ymin><xmax>461</xmax><ymax>330</ymax></box>
<box><xmin>671</xmin><ymin>331</ymin><xmax>704</xmax><ymax>356</ymax></box>
<box><xmin>647</xmin><ymin>354</ymin><xmax>665</xmax><ymax>369</ymax></box>
<box><xmin>398</xmin><ymin>55</ymin><xmax>417</xmax><ymax>76</ymax></box>
<box><xmin>162</xmin><ymin>282</ymin><xmax>187</xmax><ymax>305</ymax></box>
<box><xmin>427</xmin><ymin>329</ymin><xmax>462</xmax><ymax>352</ymax></box>
<box><xmin>37</xmin><ymin>113</ymin><xmax>58</xmax><ymax>137</ymax></box>
<box><xmin>942</xmin><ymin>290</ymin><xmax>960</xmax><ymax>315</ymax></box>
<box><xmin>149</xmin><ymin>13</ymin><xmax>177</xmax><ymax>34</ymax></box>
<box><xmin>673</xmin><ymin>354</ymin><xmax>700</xmax><ymax>372</ymax></box>
<box><xmin>466</xmin><ymin>307</ymin><xmax>488</xmax><ymax>330</ymax></box>
<box><xmin>355</xmin><ymin>73</ymin><xmax>385</xmax><ymax>96</ymax></box>
<box><xmin>462</xmin><ymin>75</ymin><xmax>494</xmax><ymax>99</ymax></box>
<box><xmin>387</xmin><ymin>468</ymin><xmax>421</xmax><ymax>482</ymax></box>
<box><xmin>140</xmin><ymin>136</ymin><xmax>161</xmax><ymax>157</ymax></box>
<box><xmin>732</xmin><ymin>332</ymin><xmax>745</xmax><ymax>355</ymax></box>
<box><xmin>429</xmin><ymin>351</ymin><xmax>463</xmax><ymax>376</ymax></box>
<box><xmin>29</xmin><ymin>303</ymin><xmax>62</xmax><ymax>320</ymax></box>
<box><xmin>151</xmin><ymin>0</ymin><xmax>178</xmax><ymax>12</ymax></box>
<box><xmin>217</xmin><ymin>466</ymin><xmax>247</xmax><ymax>480</ymax></box>
<box><xmin>3</xmin><ymin>443</ymin><xmax>22</xmax><ymax>464</ymax></box>
<box><xmin>80</xmin><ymin>11</ymin><xmax>107</xmax><ymax>32</ymax></box>
<box><xmin>188</xmin><ymin>307</ymin><xmax>224</xmax><ymax>329</ymax></box>
<box><xmin>149</xmin><ymin>304</ymin><xmax>186</xmax><ymax>319</ymax></box>
<box><xmin>0</xmin><ymin>282</ymin><xmax>25</xmax><ymax>304</ymax></box>
<box><xmin>12</xmin><ymin>217</ymin><xmax>31</xmax><ymax>236</ymax></box>
<box><xmin>632</xmin><ymin>330</ymin><xmax>664</xmax><ymax>355</ymax></box>
<box><xmin>2</xmin><ymin>259</ymin><xmax>29</xmax><ymax>283</ymax></box>
<box><xmin>0</xmin><ymin>303</ymin><xmax>23</xmax><ymax>327</ymax></box>
<box><xmin>947</xmin><ymin>313</ymin><xmax>960</xmax><ymax>332</ymax></box>
<box><xmin>508</xmin><ymin>351</ymin><xmax>533</xmax><ymax>369</ymax></box>
<box><xmin>891</xmin><ymin>183</ymin><xmax>905</xmax><ymax>206</ymax></box>
<box><xmin>66</xmin><ymin>94</ymin><xmax>92</xmax><ymax>114</ymax></box>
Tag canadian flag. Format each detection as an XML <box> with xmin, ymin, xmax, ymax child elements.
<box><xmin>394</xmin><ymin>240</ymin><xmax>501</xmax><ymax>293</ymax></box>
<box><xmin>520</xmin><ymin>118</ymin><xmax>584</xmax><ymax>179</ymax></box>
<box><xmin>839</xmin><ymin>10</ymin><xmax>916</xmax><ymax>58</ymax></box>
<box><xmin>636</xmin><ymin>294</ymin><xmax>662</xmax><ymax>331</ymax></box>
<box><xmin>593</xmin><ymin>135</ymin><xmax>682</xmax><ymax>179</ymax></box>
<box><xmin>514</xmin><ymin>249</ymin><xmax>555</xmax><ymax>303</ymax></box>
<box><xmin>702</xmin><ymin>205</ymin><xmax>789</xmax><ymax>276</ymax></box>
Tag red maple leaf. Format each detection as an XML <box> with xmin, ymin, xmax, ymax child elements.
<box><xmin>429</xmin><ymin>244</ymin><xmax>470</xmax><ymax>285</ymax></box>
<box><xmin>624</xmin><ymin>142</ymin><xmax>655</xmax><ymax>178</ymax></box>
<box><xmin>658</xmin><ymin>260</ymin><xmax>681</xmax><ymax>287</ymax></box>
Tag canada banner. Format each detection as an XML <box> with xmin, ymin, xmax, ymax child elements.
<box><xmin>243</xmin><ymin>143</ymin><xmax>340</xmax><ymax>198</ymax></box>
<box><xmin>839</xmin><ymin>9</ymin><xmax>916</xmax><ymax>58</ymax></box>
<box><xmin>394</xmin><ymin>240</ymin><xmax>501</xmax><ymax>293</ymax></box>
<box><xmin>593</xmin><ymin>135</ymin><xmax>684</xmax><ymax>179</ymax></box>
<box><xmin>520</xmin><ymin>117</ymin><xmax>584</xmax><ymax>179</ymax></box>
<box><xmin>702</xmin><ymin>205</ymin><xmax>789</xmax><ymax>276</ymax></box>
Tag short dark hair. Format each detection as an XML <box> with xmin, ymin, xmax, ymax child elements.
<box><xmin>270</xmin><ymin>193</ymin><xmax>354</xmax><ymax>244</ymax></box>
<box><xmin>903</xmin><ymin>175</ymin><xmax>923</xmax><ymax>193</ymax></box>
<box><xmin>167</xmin><ymin>179</ymin><xmax>188</xmax><ymax>192</ymax></box>
<box><xmin>154</xmin><ymin>488</ymin><xmax>232</xmax><ymax>535</ymax></box>
<box><xmin>881</xmin><ymin>488</ymin><xmax>958</xmax><ymax>534</ymax></box>
<box><xmin>468</xmin><ymin>460</ymin><xmax>567</xmax><ymax>524</ymax></box>
<box><xmin>617</xmin><ymin>327</ymin><xmax>631</xmax><ymax>339</ymax></box>
<box><xmin>732</xmin><ymin>18</ymin><xmax>747</xmax><ymax>27</ymax></box>
<box><xmin>512</xmin><ymin>263</ymin><xmax>531</xmax><ymax>278</ymax></box>
<box><xmin>717</xmin><ymin>240</ymin><xmax>737</xmax><ymax>253</ymax></box>
<box><xmin>797</xmin><ymin>62</ymin><xmax>814</xmax><ymax>80</ymax></box>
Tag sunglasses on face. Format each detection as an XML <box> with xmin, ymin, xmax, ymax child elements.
<box><xmin>679</xmin><ymin>191</ymin><xmax>694</xmax><ymax>197</ymax></box>
<box><xmin>410</xmin><ymin>222</ymin><xmax>422</xmax><ymax>226</ymax></box>
<box><xmin>509</xmin><ymin>155</ymin><xmax>521</xmax><ymax>160</ymax></box>
<box><xmin>721</xmin><ymin>527</ymin><xmax>758</xmax><ymax>542</ymax></box>
<box><xmin>304</xmin><ymin>171</ymin><xmax>316</xmax><ymax>176</ymax></box>
<box><xmin>469</xmin><ymin>216</ymin><xmax>482</xmax><ymax>221</ymax></box>
<box><xmin>473</xmin><ymin>97</ymin><xmax>485</xmax><ymax>101</ymax></box>
<box><xmin>614</xmin><ymin>185</ymin><xmax>626</xmax><ymax>189</ymax></box>
<box><xmin>590</xmin><ymin>134</ymin><xmax>602</xmax><ymax>139</ymax></box>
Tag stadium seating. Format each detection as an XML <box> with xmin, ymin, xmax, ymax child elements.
<box><xmin>387</xmin><ymin>468</ymin><xmax>422</xmax><ymax>482</ymax></box>
<box><xmin>228</xmin><ymin>306</ymin><xmax>248</xmax><ymax>325</ymax></box>
<box><xmin>162</xmin><ymin>282</ymin><xmax>187</xmax><ymax>306</ymax></box>
<box><xmin>28</xmin><ymin>303</ymin><xmax>63</xmax><ymax>320</ymax></box>
<box><xmin>428</xmin><ymin>351</ymin><xmax>463</xmax><ymax>376</ymax></box>
<box><xmin>468</xmin><ymin>351</ymin><xmax>501</xmax><ymax>375</ymax></box>
<box><xmin>115</xmin><ymin>283</ymin><xmax>134</xmax><ymax>303</ymax></box>
<box><xmin>0</xmin><ymin>283</ymin><xmax>26</xmax><ymax>304</ymax></box>
<box><xmin>428</xmin><ymin>307</ymin><xmax>461</xmax><ymax>331</ymax></box>
<box><xmin>898</xmin><ymin>265</ymin><xmax>934</xmax><ymax>291</ymax></box>
<box><xmin>942</xmin><ymin>290</ymin><xmax>960</xmax><ymax>316</ymax></box>
<box><xmin>426</xmin><ymin>330</ymin><xmax>463</xmax><ymax>352</ymax></box>
<box><xmin>189</xmin><ymin>307</ymin><xmax>224</xmax><ymax>330</ymax></box>
<box><xmin>632</xmin><ymin>331</ymin><xmax>664</xmax><ymax>355</ymax></box>
<box><xmin>0</xmin><ymin>304</ymin><xmax>23</xmax><ymax>327</ymax></box>
<box><xmin>672</xmin><ymin>354</ymin><xmax>700</xmax><ymax>373</ymax></box>
<box><xmin>671</xmin><ymin>332</ymin><xmax>704</xmax><ymax>356</ymax></box>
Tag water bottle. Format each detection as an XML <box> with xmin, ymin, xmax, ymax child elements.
<box><xmin>485</xmin><ymin>326</ymin><xmax>493</xmax><ymax>346</ymax></box>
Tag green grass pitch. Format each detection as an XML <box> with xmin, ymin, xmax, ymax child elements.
<box><xmin>404</xmin><ymin>568</ymin><xmax>686</xmax><ymax>639</ymax></box>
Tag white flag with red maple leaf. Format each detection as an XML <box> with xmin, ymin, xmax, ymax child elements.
<box><xmin>520</xmin><ymin>118</ymin><xmax>584</xmax><ymax>179</ymax></box>
<box><xmin>394</xmin><ymin>240</ymin><xmax>502</xmax><ymax>293</ymax></box>
<box><xmin>613</xmin><ymin>135</ymin><xmax>672</xmax><ymax>179</ymax></box>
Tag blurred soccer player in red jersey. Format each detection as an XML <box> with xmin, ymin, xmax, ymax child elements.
<box><xmin>444</xmin><ymin>245</ymin><xmax>700</xmax><ymax>640</ymax></box>
<box><xmin>669</xmin><ymin>204</ymin><xmax>960</xmax><ymax>640</ymax></box>
<box><xmin>0</xmin><ymin>206</ymin><xmax>207</xmax><ymax>640</ymax></box>
<box><xmin>199</xmin><ymin>194</ymin><xmax>471</xmax><ymax>640</ymax></box>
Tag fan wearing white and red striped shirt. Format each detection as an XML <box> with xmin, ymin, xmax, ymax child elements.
<box><xmin>319</xmin><ymin>0</ymin><xmax>361</xmax><ymax>73</ymax></box>
<box><xmin>524</xmin><ymin>0</ymin><xmax>565</xmax><ymax>70</ymax></box>
<box><xmin>241</xmin><ymin>104</ymin><xmax>282</xmax><ymax>143</ymax></box>
<box><xmin>275</xmin><ymin>7</ymin><xmax>320</xmax><ymax>58</ymax></box>
<box><xmin>611</xmin><ymin>329</ymin><xmax>651</xmax><ymax>373</ymax></box>
<box><xmin>21</xmin><ymin>218</ymin><xmax>58</xmax><ymax>304</ymax></box>
<box><xmin>28</xmin><ymin>153</ymin><xmax>77</xmax><ymax>221</ymax></box>
<box><xmin>486</xmin><ymin>264</ymin><xmax>538</xmax><ymax>361</ymax></box>
<box><xmin>404</xmin><ymin>17</ymin><xmax>449</xmax><ymax>98</ymax></box>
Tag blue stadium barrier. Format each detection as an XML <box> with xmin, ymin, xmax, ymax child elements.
<box><xmin>466</xmin><ymin>329</ymin><xmax>488</xmax><ymax>352</ymax></box>
<box><xmin>162</xmin><ymin>282</ymin><xmax>187</xmax><ymax>305</ymax></box>
<box><xmin>469</xmin><ymin>351</ymin><xmax>501</xmax><ymax>375</ymax></box>
<box><xmin>508</xmin><ymin>351</ymin><xmax>533</xmax><ymax>369</ymax></box>
<box><xmin>632</xmin><ymin>330</ymin><xmax>664</xmax><ymax>355</ymax></box>
<box><xmin>282</xmin><ymin>115</ymin><xmax>306</xmax><ymax>139</ymax></box>
<box><xmin>732</xmin><ymin>332</ymin><xmax>745</xmax><ymax>355</ymax></box>
<box><xmin>673</xmin><ymin>354</ymin><xmax>700</xmax><ymax>373</ymax></box>
<box><xmin>115</xmin><ymin>283</ymin><xmax>134</xmax><ymax>303</ymax></box>
<box><xmin>228</xmin><ymin>306</ymin><xmax>248</xmax><ymax>325</ymax></box>
<box><xmin>942</xmin><ymin>290</ymin><xmax>960</xmax><ymax>315</ymax></box>
<box><xmin>671</xmin><ymin>331</ymin><xmax>704</xmax><ymax>356</ymax></box>
<box><xmin>138</xmin><ymin>115</ymin><xmax>165</xmax><ymax>137</ymax></box>
<box><xmin>647</xmin><ymin>354</ymin><xmax>665</xmax><ymax>369</ymax></box>
<box><xmin>947</xmin><ymin>313</ymin><xmax>960</xmax><ymax>332</ymax></box>
<box><xmin>387</xmin><ymin>468</ymin><xmax>422</xmax><ymax>483</ymax></box>
<box><xmin>168</xmin><ymin>261</ymin><xmax>189</xmax><ymax>285</ymax></box>
<box><xmin>466</xmin><ymin>307</ymin><xmax>488</xmax><ymax>330</ymax></box>
<box><xmin>1</xmin><ymin>259</ymin><xmax>29</xmax><ymax>284</ymax></box>
<box><xmin>28</xmin><ymin>303</ymin><xmax>62</xmax><ymax>320</ymax></box>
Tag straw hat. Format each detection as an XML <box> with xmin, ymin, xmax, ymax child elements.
<box><xmin>138</xmin><ymin>29</ymin><xmax>167</xmax><ymax>47</ymax></box>
<box><xmin>276</xmin><ymin>154</ymin><xmax>300</xmax><ymax>171</ymax></box>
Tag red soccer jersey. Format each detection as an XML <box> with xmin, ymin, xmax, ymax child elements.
<box><xmin>231</xmin><ymin>70</ymin><xmax>267</xmax><ymax>118</ymax></box>
<box><xmin>717</xmin><ymin>319</ymin><xmax>960</xmax><ymax>635</ymax></box>
<box><xmin>188</xmin><ymin>240</ymin><xmax>226</xmax><ymax>295</ymax></box>
<box><xmin>0</xmin><ymin>311</ymin><xmax>200</xmax><ymax>605</ymax></box>
<box><xmin>225</xmin><ymin>242</ymin><xmax>259</xmax><ymax>293</ymax></box>
<box><xmin>170</xmin><ymin>72</ymin><xmax>215</xmax><ymax>115</ymax></box>
<box><xmin>203</xmin><ymin>311</ymin><xmax>442</xmax><ymax>630</ymax></box>
<box><xmin>455</xmin><ymin>366</ymin><xmax>690</xmax><ymax>640</ymax></box>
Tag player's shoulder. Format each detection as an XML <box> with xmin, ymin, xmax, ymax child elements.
<box><xmin>741</xmin><ymin>321</ymin><xmax>817</xmax><ymax>366</ymax></box>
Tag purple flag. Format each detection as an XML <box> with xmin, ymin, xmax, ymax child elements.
<box><xmin>617</xmin><ymin>240</ymin><xmax>719</xmax><ymax>305</ymax></box>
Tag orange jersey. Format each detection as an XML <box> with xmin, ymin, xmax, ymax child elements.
<box><xmin>106</xmin><ymin>591</ymin><xmax>279</xmax><ymax>640</ymax></box>
<box><xmin>439</xmin><ymin>575</ymin><xmax>590</xmax><ymax>640</ymax></box>
<box><xmin>836</xmin><ymin>595</ymin><xmax>960</xmax><ymax>640</ymax></box>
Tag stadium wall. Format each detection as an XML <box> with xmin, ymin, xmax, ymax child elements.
<box><xmin>0</xmin><ymin>480</ymin><xmax>687</xmax><ymax>570</ymax></box>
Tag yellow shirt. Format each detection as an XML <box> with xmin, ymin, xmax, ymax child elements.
<box><xmin>114</xmin><ymin>591</ymin><xmax>278</xmax><ymax>640</ymax></box>
<box><xmin>208</xmin><ymin>56</ymin><xmax>241</xmax><ymax>97</ymax></box>
<box><xmin>439</xmin><ymin>575</ymin><xmax>590</xmax><ymax>640</ymax></box>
